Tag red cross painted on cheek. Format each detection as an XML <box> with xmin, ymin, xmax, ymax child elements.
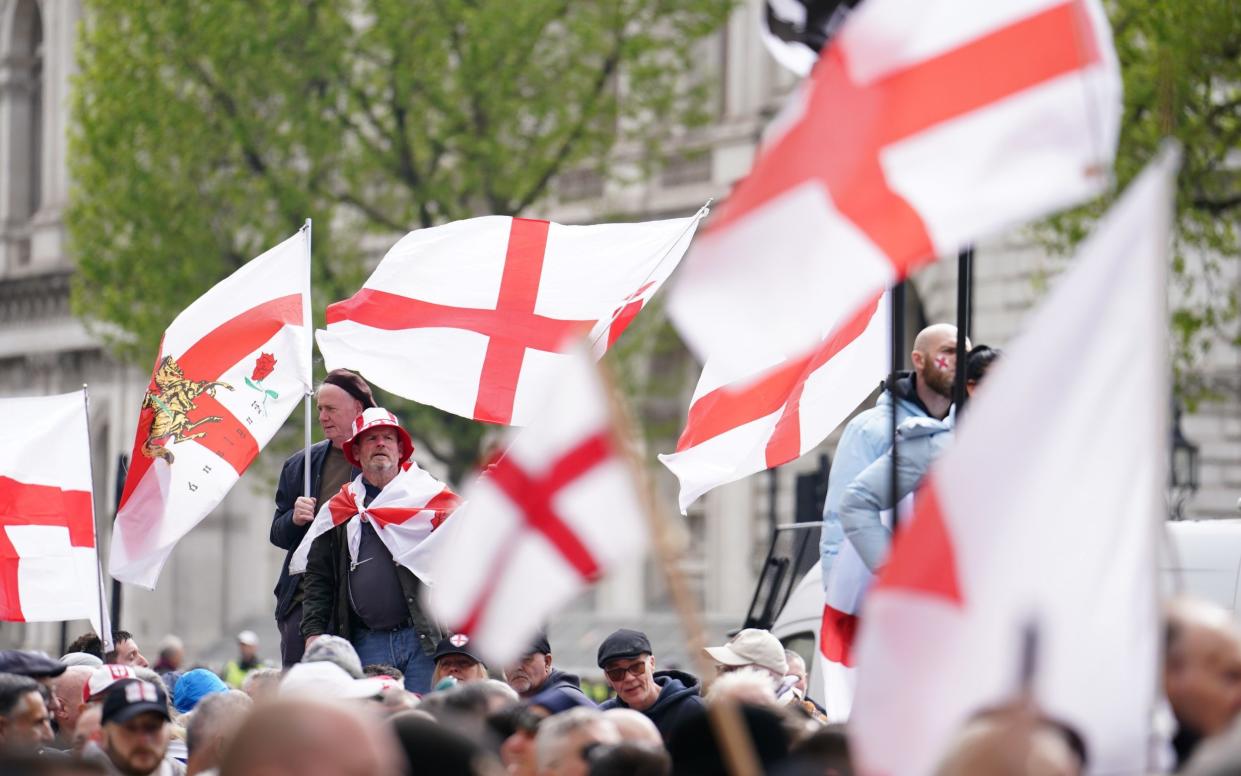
<box><xmin>934</xmin><ymin>355</ymin><xmax>951</xmax><ymax>370</ymax></box>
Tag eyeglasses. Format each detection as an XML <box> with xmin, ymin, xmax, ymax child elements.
<box><xmin>604</xmin><ymin>661</ymin><xmax>647</xmax><ymax>683</ymax></box>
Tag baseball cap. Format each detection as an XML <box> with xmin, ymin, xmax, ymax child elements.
<box><xmin>432</xmin><ymin>634</ymin><xmax>485</xmax><ymax>664</ymax></box>
<box><xmin>596</xmin><ymin>629</ymin><xmax>652</xmax><ymax>667</ymax></box>
<box><xmin>237</xmin><ymin>630</ymin><xmax>259</xmax><ymax>646</ymax></box>
<box><xmin>102</xmin><ymin>679</ymin><xmax>171</xmax><ymax>725</ymax></box>
<box><xmin>173</xmin><ymin>668</ymin><xmax>228</xmax><ymax>714</ymax></box>
<box><xmin>527</xmin><ymin>631</ymin><xmax>552</xmax><ymax>655</ymax></box>
<box><xmin>703</xmin><ymin>629</ymin><xmax>788</xmax><ymax>675</ymax></box>
<box><xmin>0</xmin><ymin>650</ymin><xmax>67</xmax><ymax>678</ymax></box>
<box><xmin>60</xmin><ymin>652</ymin><xmax>104</xmax><ymax>669</ymax></box>
<box><xmin>84</xmin><ymin>664</ymin><xmax>140</xmax><ymax>704</ymax></box>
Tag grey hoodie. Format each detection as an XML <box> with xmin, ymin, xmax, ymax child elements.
<box><xmin>838</xmin><ymin>409</ymin><xmax>954</xmax><ymax>572</ymax></box>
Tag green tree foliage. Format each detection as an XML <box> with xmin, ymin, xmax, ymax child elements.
<box><xmin>1040</xmin><ymin>0</ymin><xmax>1240</xmax><ymax>402</ymax></box>
<box><xmin>69</xmin><ymin>0</ymin><xmax>731</xmax><ymax>481</ymax></box>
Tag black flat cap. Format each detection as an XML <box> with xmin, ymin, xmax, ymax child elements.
<box><xmin>0</xmin><ymin>650</ymin><xmax>66</xmax><ymax>678</ymax></box>
<box><xmin>596</xmin><ymin>629</ymin><xmax>652</xmax><ymax>667</ymax></box>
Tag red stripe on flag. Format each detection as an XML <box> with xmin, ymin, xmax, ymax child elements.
<box><xmin>875</xmin><ymin>477</ymin><xmax>963</xmax><ymax>605</ymax></box>
<box><xmin>119</xmin><ymin>294</ymin><xmax>303</xmax><ymax>510</ymax></box>
<box><xmin>187</xmin><ymin>394</ymin><xmax>261</xmax><ymax>476</ymax></box>
<box><xmin>764</xmin><ymin>295</ymin><xmax>882</xmax><ymax>467</ymax></box>
<box><xmin>821</xmin><ymin>602</ymin><xmax>859</xmax><ymax>668</ymax></box>
<box><xmin>676</xmin><ymin>295</ymin><xmax>880</xmax><ymax>454</ymax></box>
<box><xmin>0</xmin><ymin>476</ymin><xmax>95</xmax><ymax>547</ymax></box>
<box><xmin>0</xmin><ymin>476</ymin><xmax>97</xmax><ymax>622</ymax></box>
<box><xmin>710</xmin><ymin>0</ymin><xmax>1103</xmax><ymax>277</ymax></box>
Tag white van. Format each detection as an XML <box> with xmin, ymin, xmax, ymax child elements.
<box><xmin>770</xmin><ymin>519</ymin><xmax>1241</xmax><ymax>706</ymax></box>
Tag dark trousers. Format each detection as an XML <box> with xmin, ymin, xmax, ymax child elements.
<box><xmin>278</xmin><ymin>602</ymin><xmax>306</xmax><ymax>667</ymax></box>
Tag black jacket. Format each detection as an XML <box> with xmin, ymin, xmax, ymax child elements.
<box><xmin>599</xmin><ymin>669</ymin><xmax>706</xmax><ymax>741</ymax></box>
<box><xmin>298</xmin><ymin>485</ymin><xmax>444</xmax><ymax>657</ymax></box>
<box><xmin>270</xmin><ymin>440</ymin><xmax>347</xmax><ymax>620</ymax></box>
<box><xmin>527</xmin><ymin>669</ymin><xmax>596</xmax><ymax>710</ymax></box>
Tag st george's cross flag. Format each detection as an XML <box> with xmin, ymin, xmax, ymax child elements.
<box><xmin>416</xmin><ymin>345</ymin><xmax>649</xmax><ymax>664</ymax></box>
<box><xmin>849</xmin><ymin>148</ymin><xmax>1178</xmax><ymax>776</ymax></box>
<box><xmin>317</xmin><ymin>212</ymin><xmax>704</xmax><ymax>427</ymax></box>
<box><xmin>288</xmin><ymin>458</ymin><xmax>459</xmax><ymax>577</ymax></box>
<box><xmin>668</xmin><ymin>0</ymin><xmax>1121</xmax><ymax>378</ymax></box>
<box><xmin>111</xmin><ymin>229</ymin><xmax>312</xmax><ymax>588</ymax></box>
<box><xmin>0</xmin><ymin>392</ymin><xmax>110</xmax><ymax>641</ymax></box>
<box><xmin>660</xmin><ymin>293</ymin><xmax>887</xmax><ymax>512</ymax></box>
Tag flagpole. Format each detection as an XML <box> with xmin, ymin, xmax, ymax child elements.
<box><xmin>303</xmin><ymin>219</ymin><xmax>314</xmax><ymax>499</ymax></box>
<box><xmin>595</xmin><ymin>359</ymin><xmax>762</xmax><ymax>776</ymax></box>
<box><xmin>889</xmin><ymin>282</ymin><xmax>905</xmax><ymax>533</ymax></box>
<box><xmin>952</xmin><ymin>246</ymin><xmax>973</xmax><ymax>411</ymax></box>
<box><xmin>81</xmin><ymin>385</ymin><xmax>114</xmax><ymax>653</ymax></box>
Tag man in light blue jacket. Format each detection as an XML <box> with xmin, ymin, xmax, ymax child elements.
<box><xmin>819</xmin><ymin>323</ymin><xmax>963</xmax><ymax>589</ymax></box>
<box><xmin>839</xmin><ymin>345</ymin><xmax>1002</xmax><ymax>571</ymax></box>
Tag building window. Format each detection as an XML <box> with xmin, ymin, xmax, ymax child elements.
<box><xmin>3</xmin><ymin>0</ymin><xmax>44</xmax><ymax>269</ymax></box>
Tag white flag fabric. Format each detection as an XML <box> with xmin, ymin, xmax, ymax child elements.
<box><xmin>669</xmin><ymin>0</ymin><xmax>1120</xmax><ymax>377</ymax></box>
<box><xmin>419</xmin><ymin>345</ymin><xmax>649</xmax><ymax>665</ymax></box>
<box><xmin>318</xmin><ymin>212</ymin><xmax>703</xmax><ymax>427</ymax></box>
<box><xmin>0</xmin><ymin>392</ymin><xmax>109</xmax><ymax>639</ymax></box>
<box><xmin>288</xmin><ymin>463</ymin><xmax>459</xmax><ymax>577</ymax></box>
<box><xmin>850</xmin><ymin>148</ymin><xmax>1178</xmax><ymax>776</ymax></box>
<box><xmin>660</xmin><ymin>293</ymin><xmax>887</xmax><ymax>512</ymax></box>
<box><xmin>111</xmin><ymin>230</ymin><xmax>313</xmax><ymax>588</ymax></box>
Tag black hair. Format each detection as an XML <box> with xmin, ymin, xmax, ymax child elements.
<box><xmin>0</xmin><ymin>674</ymin><xmax>39</xmax><ymax>717</ymax></box>
<box><xmin>104</xmin><ymin>631</ymin><xmax>135</xmax><ymax>663</ymax></box>
<box><xmin>966</xmin><ymin>345</ymin><xmax>1002</xmax><ymax>384</ymax></box>
<box><xmin>362</xmin><ymin>664</ymin><xmax>404</xmax><ymax>682</ymax></box>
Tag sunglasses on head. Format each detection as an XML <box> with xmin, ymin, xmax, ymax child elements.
<box><xmin>604</xmin><ymin>660</ymin><xmax>647</xmax><ymax>683</ymax></box>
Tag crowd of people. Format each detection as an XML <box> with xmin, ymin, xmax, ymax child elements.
<box><xmin>0</xmin><ymin>623</ymin><xmax>847</xmax><ymax>775</ymax></box>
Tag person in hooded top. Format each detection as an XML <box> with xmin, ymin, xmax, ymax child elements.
<box><xmin>596</xmin><ymin>629</ymin><xmax>704</xmax><ymax>743</ymax></box>
<box><xmin>502</xmin><ymin>633</ymin><xmax>595</xmax><ymax>710</ymax></box>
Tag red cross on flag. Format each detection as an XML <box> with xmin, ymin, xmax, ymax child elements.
<box><xmin>317</xmin><ymin>212</ymin><xmax>703</xmax><ymax>426</ymax></box>
<box><xmin>0</xmin><ymin>392</ymin><xmax>110</xmax><ymax>639</ymax></box>
<box><xmin>660</xmin><ymin>292</ymin><xmax>888</xmax><ymax>512</ymax></box>
<box><xmin>111</xmin><ymin>229</ymin><xmax>313</xmax><ymax>588</ymax></box>
<box><xmin>850</xmin><ymin>148</ymin><xmax>1178</xmax><ymax>775</ymax></box>
<box><xmin>414</xmin><ymin>345</ymin><xmax>648</xmax><ymax>664</ymax></box>
<box><xmin>668</xmin><ymin>0</ymin><xmax>1120</xmax><ymax>375</ymax></box>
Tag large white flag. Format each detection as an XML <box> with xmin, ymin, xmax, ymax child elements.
<box><xmin>417</xmin><ymin>345</ymin><xmax>649</xmax><ymax>665</ymax></box>
<box><xmin>850</xmin><ymin>148</ymin><xmax>1177</xmax><ymax>776</ymax></box>
<box><xmin>318</xmin><ymin>212</ymin><xmax>703</xmax><ymax>427</ymax></box>
<box><xmin>660</xmin><ymin>293</ymin><xmax>887</xmax><ymax>512</ymax></box>
<box><xmin>0</xmin><ymin>392</ymin><xmax>109</xmax><ymax>640</ymax></box>
<box><xmin>111</xmin><ymin>230</ymin><xmax>313</xmax><ymax>588</ymax></box>
<box><xmin>669</xmin><ymin>0</ymin><xmax>1121</xmax><ymax>377</ymax></box>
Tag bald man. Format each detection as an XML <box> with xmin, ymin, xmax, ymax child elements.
<box><xmin>820</xmin><ymin>323</ymin><xmax>967</xmax><ymax>585</ymax></box>
<box><xmin>49</xmin><ymin>665</ymin><xmax>94</xmax><ymax>746</ymax></box>
<box><xmin>1165</xmin><ymin>597</ymin><xmax>1241</xmax><ymax>766</ymax></box>
<box><xmin>219</xmin><ymin>698</ymin><xmax>399</xmax><ymax>776</ymax></box>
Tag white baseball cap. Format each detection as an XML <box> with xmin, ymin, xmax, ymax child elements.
<box><xmin>83</xmin><ymin>664</ymin><xmax>140</xmax><ymax>704</ymax></box>
<box><xmin>703</xmin><ymin>629</ymin><xmax>789</xmax><ymax>675</ymax></box>
<box><xmin>237</xmin><ymin>630</ymin><xmax>259</xmax><ymax>646</ymax></box>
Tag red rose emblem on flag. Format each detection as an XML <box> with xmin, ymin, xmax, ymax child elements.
<box><xmin>251</xmin><ymin>353</ymin><xmax>277</xmax><ymax>382</ymax></box>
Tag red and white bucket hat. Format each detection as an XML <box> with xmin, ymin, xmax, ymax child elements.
<box><xmin>343</xmin><ymin>407</ymin><xmax>414</xmax><ymax>468</ymax></box>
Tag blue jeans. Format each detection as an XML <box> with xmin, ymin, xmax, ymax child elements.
<box><xmin>351</xmin><ymin>626</ymin><xmax>436</xmax><ymax>694</ymax></box>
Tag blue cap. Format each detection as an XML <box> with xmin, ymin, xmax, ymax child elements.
<box><xmin>172</xmin><ymin>668</ymin><xmax>227</xmax><ymax>713</ymax></box>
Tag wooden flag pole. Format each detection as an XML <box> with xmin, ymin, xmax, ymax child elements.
<box><xmin>594</xmin><ymin>357</ymin><xmax>763</xmax><ymax>776</ymax></box>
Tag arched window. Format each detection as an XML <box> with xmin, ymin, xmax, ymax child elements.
<box><xmin>3</xmin><ymin>0</ymin><xmax>44</xmax><ymax>269</ymax></box>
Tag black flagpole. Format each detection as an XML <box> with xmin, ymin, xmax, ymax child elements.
<box><xmin>889</xmin><ymin>282</ymin><xmax>906</xmax><ymax>533</ymax></box>
<box><xmin>110</xmin><ymin>454</ymin><xmax>128</xmax><ymax>629</ymax></box>
<box><xmin>953</xmin><ymin>247</ymin><xmax>974</xmax><ymax>410</ymax></box>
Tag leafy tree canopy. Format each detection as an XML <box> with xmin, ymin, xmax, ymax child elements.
<box><xmin>69</xmin><ymin>0</ymin><xmax>731</xmax><ymax>480</ymax></box>
<box><xmin>1039</xmin><ymin>0</ymin><xmax>1240</xmax><ymax>402</ymax></box>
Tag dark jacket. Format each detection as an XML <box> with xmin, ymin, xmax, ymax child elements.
<box><xmin>298</xmin><ymin>484</ymin><xmax>444</xmax><ymax>657</ymax></box>
<box><xmin>599</xmin><ymin>669</ymin><xmax>706</xmax><ymax>741</ymax></box>
<box><xmin>270</xmin><ymin>440</ymin><xmax>349</xmax><ymax>620</ymax></box>
<box><xmin>528</xmin><ymin>669</ymin><xmax>596</xmax><ymax>710</ymax></box>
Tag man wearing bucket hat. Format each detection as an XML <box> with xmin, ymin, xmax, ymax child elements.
<box><xmin>299</xmin><ymin>407</ymin><xmax>453</xmax><ymax>695</ymax></box>
<box><xmin>270</xmin><ymin>369</ymin><xmax>376</xmax><ymax>667</ymax></box>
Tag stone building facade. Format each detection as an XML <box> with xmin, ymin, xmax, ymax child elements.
<box><xmin>0</xmin><ymin>0</ymin><xmax>1236</xmax><ymax>670</ymax></box>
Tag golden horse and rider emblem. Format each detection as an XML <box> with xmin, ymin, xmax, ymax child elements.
<box><xmin>139</xmin><ymin>356</ymin><xmax>234</xmax><ymax>463</ymax></box>
<box><xmin>139</xmin><ymin>351</ymin><xmax>280</xmax><ymax>463</ymax></box>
